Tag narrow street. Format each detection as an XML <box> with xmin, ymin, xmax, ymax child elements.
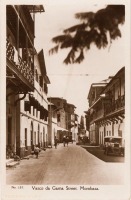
<box><xmin>6</xmin><ymin>143</ymin><xmax>125</xmax><ymax>185</ymax></box>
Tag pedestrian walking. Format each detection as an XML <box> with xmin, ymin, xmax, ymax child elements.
<box><xmin>54</xmin><ymin>136</ymin><xmax>58</xmax><ymax>149</ymax></box>
<box><xmin>34</xmin><ymin>145</ymin><xmax>39</xmax><ymax>158</ymax></box>
<box><xmin>66</xmin><ymin>136</ymin><xmax>69</xmax><ymax>147</ymax></box>
<box><xmin>63</xmin><ymin>135</ymin><xmax>66</xmax><ymax>147</ymax></box>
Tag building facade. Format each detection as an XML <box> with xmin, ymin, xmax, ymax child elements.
<box><xmin>6</xmin><ymin>5</ymin><xmax>51</xmax><ymax>158</ymax></box>
<box><xmin>47</xmin><ymin>97</ymin><xmax>78</xmax><ymax>143</ymax></box>
<box><xmin>48</xmin><ymin>103</ymin><xmax>58</xmax><ymax>147</ymax></box>
<box><xmin>86</xmin><ymin>67</ymin><xmax>125</xmax><ymax>147</ymax></box>
<box><xmin>19</xmin><ymin>50</ymin><xmax>50</xmax><ymax>158</ymax></box>
<box><xmin>47</xmin><ymin>97</ymin><xmax>67</xmax><ymax>143</ymax></box>
<box><xmin>65</xmin><ymin>103</ymin><xmax>78</xmax><ymax>141</ymax></box>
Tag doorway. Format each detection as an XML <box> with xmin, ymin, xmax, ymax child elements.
<box><xmin>30</xmin><ymin>122</ymin><xmax>34</xmax><ymax>150</ymax></box>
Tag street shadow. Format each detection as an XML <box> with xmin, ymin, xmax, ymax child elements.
<box><xmin>81</xmin><ymin>146</ymin><xmax>125</xmax><ymax>163</ymax></box>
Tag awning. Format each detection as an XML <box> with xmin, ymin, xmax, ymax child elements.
<box><xmin>57</xmin><ymin>127</ymin><xmax>68</xmax><ymax>131</ymax></box>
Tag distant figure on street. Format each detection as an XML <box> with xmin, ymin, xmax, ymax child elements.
<box><xmin>54</xmin><ymin>136</ymin><xmax>58</xmax><ymax>149</ymax></box>
<box><xmin>66</xmin><ymin>136</ymin><xmax>69</xmax><ymax>147</ymax></box>
<box><xmin>34</xmin><ymin>145</ymin><xmax>39</xmax><ymax>158</ymax></box>
<box><xmin>63</xmin><ymin>135</ymin><xmax>66</xmax><ymax>147</ymax></box>
<box><xmin>14</xmin><ymin>152</ymin><xmax>20</xmax><ymax>161</ymax></box>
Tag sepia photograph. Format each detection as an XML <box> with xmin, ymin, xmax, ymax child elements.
<box><xmin>0</xmin><ymin>0</ymin><xmax>130</xmax><ymax>200</ymax></box>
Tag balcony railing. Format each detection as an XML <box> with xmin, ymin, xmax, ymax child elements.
<box><xmin>6</xmin><ymin>39</ymin><xmax>34</xmax><ymax>87</ymax></box>
<box><xmin>105</xmin><ymin>95</ymin><xmax>125</xmax><ymax>115</ymax></box>
<box><xmin>17</xmin><ymin>56</ymin><xmax>34</xmax><ymax>85</ymax></box>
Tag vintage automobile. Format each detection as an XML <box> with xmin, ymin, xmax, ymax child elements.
<box><xmin>104</xmin><ymin>136</ymin><xmax>124</xmax><ymax>156</ymax></box>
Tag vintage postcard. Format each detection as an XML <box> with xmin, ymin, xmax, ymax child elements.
<box><xmin>0</xmin><ymin>0</ymin><xmax>130</xmax><ymax>199</ymax></box>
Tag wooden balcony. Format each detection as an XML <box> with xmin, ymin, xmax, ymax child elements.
<box><xmin>6</xmin><ymin>39</ymin><xmax>34</xmax><ymax>92</ymax></box>
<box><xmin>105</xmin><ymin>95</ymin><xmax>125</xmax><ymax>115</ymax></box>
<box><xmin>7</xmin><ymin>5</ymin><xmax>34</xmax><ymax>48</ymax></box>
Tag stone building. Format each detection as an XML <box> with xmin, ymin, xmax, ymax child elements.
<box><xmin>48</xmin><ymin>102</ymin><xmax>58</xmax><ymax>147</ymax></box>
<box><xmin>47</xmin><ymin>97</ymin><xmax>78</xmax><ymax>143</ymax></box>
<box><xmin>6</xmin><ymin>5</ymin><xmax>51</xmax><ymax>158</ymax></box>
<box><xmin>86</xmin><ymin>67</ymin><xmax>125</xmax><ymax>147</ymax></box>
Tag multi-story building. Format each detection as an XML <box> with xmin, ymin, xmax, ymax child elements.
<box><xmin>19</xmin><ymin>49</ymin><xmax>50</xmax><ymax>158</ymax></box>
<box><xmin>74</xmin><ymin>114</ymin><xmax>79</xmax><ymax>142</ymax></box>
<box><xmin>47</xmin><ymin>97</ymin><xmax>78</xmax><ymax>143</ymax></box>
<box><xmin>87</xmin><ymin>77</ymin><xmax>112</xmax><ymax>144</ymax></box>
<box><xmin>6</xmin><ymin>5</ymin><xmax>50</xmax><ymax>158</ymax></box>
<box><xmin>86</xmin><ymin>67</ymin><xmax>125</xmax><ymax>147</ymax></box>
<box><xmin>65</xmin><ymin>103</ymin><xmax>77</xmax><ymax>141</ymax></box>
<box><xmin>48</xmin><ymin>102</ymin><xmax>58</xmax><ymax>147</ymax></box>
<box><xmin>48</xmin><ymin>97</ymin><xmax>68</xmax><ymax>143</ymax></box>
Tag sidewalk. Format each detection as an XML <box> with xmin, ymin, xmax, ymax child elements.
<box><xmin>79</xmin><ymin>143</ymin><xmax>125</xmax><ymax>163</ymax></box>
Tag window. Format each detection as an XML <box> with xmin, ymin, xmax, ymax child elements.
<box><xmin>107</xmin><ymin>131</ymin><xmax>108</xmax><ymax>136</ymax></box>
<box><xmin>44</xmin><ymin>83</ymin><xmax>48</xmax><ymax>94</ymax></box>
<box><xmin>39</xmin><ymin>76</ymin><xmax>43</xmax><ymax>87</ymax></box>
<box><xmin>38</xmin><ymin>125</ymin><xmax>40</xmax><ymax>146</ymax></box>
<box><xmin>24</xmin><ymin>101</ymin><xmax>31</xmax><ymax>113</ymax></box>
<box><xmin>57</xmin><ymin>114</ymin><xmax>60</xmax><ymax>122</ymax></box>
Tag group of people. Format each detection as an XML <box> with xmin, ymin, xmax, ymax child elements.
<box><xmin>33</xmin><ymin>135</ymin><xmax>70</xmax><ymax>158</ymax></box>
<box><xmin>54</xmin><ymin>135</ymin><xmax>69</xmax><ymax>149</ymax></box>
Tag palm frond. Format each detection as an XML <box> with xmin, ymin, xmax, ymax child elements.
<box><xmin>60</xmin><ymin>35</ymin><xmax>73</xmax><ymax>49</ymax></box>
<box><xmin>63</xmin><ymin>48</ymin><xmax>76</xmax><ymax>64</ymax></box>
<box><xmin>64</xmin><ymin>23</ymin><xmax>87</xmax><ymax>33</ymax></box>
<box><xmin>49</xmin><ymin>5</ymin><xmax>125</xmax><ymax>64</ymax></box>
<box><xmin>109</xmin><ymin>27</ymin><xmax>121</xmax><ymax>40</ymax></box>
<box><xmin>95</xmin><ymin>32</ymin><xmax>108</xmax><ymax>49</ymax></box>
<box><xmin>75</xmin><ymin>12</ymin><xmax>95</xmax><ymax>21</ymax></box>
<box><xmin>75</xmin><ymin>49</ymin><xmax>84</xmax><ymax>63</ymax></box>
<box><xmin>49</xmin><ymin>45</ymin><xmax>59</xmax><ymax>55</ymax></box>
<box><xmin>52</xmin><ymin>35</ymin><xmax>71</xmax><ymax>44</ymax></box>
<box><xmin>73</xmin><ymin>30</ymin><xmax>90</xmax><ymax>48</ymax></box>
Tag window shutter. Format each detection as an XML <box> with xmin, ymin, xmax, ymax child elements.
<box><xmin>39</xmin><ymin>76</ymin><xmax>43</xmax><ymax>87</ymax></box>
<box><xmin>24</xmin><ymin>101</ymin><xmax>31</xmax><ymax>112</ymax></box>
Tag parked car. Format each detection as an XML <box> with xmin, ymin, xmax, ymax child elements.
<box><xmin>104</xmin><ymin>136</ymin><xmax>124</xmax><ymax>156</ymax></box>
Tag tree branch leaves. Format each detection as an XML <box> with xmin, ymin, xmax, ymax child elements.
<box><xmin>49</xmin><ymin>5</ymin><xmax>125</xmax><ymax>64</ymax></box>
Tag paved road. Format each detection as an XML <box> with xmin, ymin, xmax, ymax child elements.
<box><xmin>6</xmin><ymin>143</ymin><xmax>125</xmax><ymax>185</ymax></box>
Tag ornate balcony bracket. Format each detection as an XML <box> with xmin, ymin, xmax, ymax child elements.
<box><xmin>115</xmin><ymin>116</ymin><xmax>123</xmax><ymax>123</ymax></box>
<box><xmin>14</xmin><ymin>93</ymin><xmax>27</xmax><ymax>106</ymax></box>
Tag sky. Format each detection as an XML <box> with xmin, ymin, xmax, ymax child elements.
<box><xmin>34</xmin><ymin>0</ymin><xmax>125</xmax><ymax>118</ymax></box>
